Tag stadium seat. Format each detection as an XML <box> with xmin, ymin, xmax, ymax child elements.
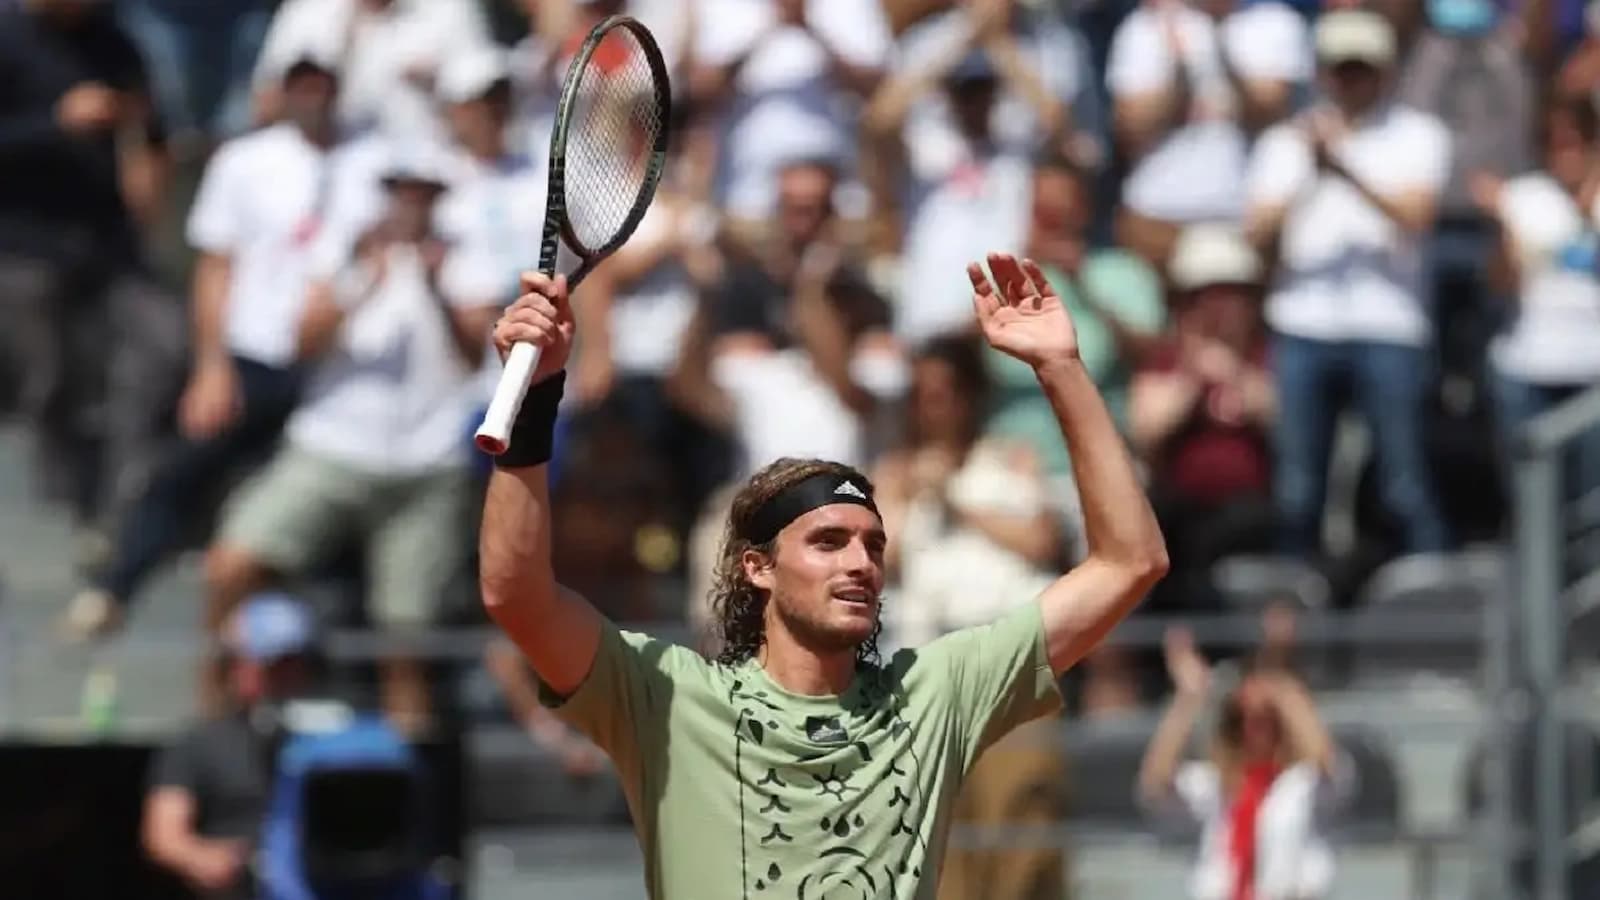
<box><xmin>466</xmin><ymin>728</ymin><xmax>629</xmax><ymax>828</ymax></box>
<box><xmin>1348</xmin><ymin>549</ymin><xmax>1506</xmax><ymax>688</ymax></box>
<box><xmin>1329</xmin><ymin>726</ymin><xmax>1403</xmax><ymax>842</ymax></box>
<box><xmin>1210</xmin><ymin>555</ymin><xmax>1332</xmax><ymax>611</ymax></box>
<box><xmin>1063</xmin><ymin>726</ymin><xmax>1150</xmax><ymax>833</ymax></box>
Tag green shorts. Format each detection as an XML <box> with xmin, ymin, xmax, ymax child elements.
<box><xmin>219</xmin><ymin>445</ymin><xmax>475</xmax><ymax>628</ymax></box>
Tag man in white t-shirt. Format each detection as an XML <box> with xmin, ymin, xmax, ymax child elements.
<box><xmin>865</xmin><ymin>48</ymin><xmax>1034</xmax><ymax>347</ymax></box>
<box><xmin>253</xmin><ymin>0</ymin><xmax>493</xmax><ymax>143</ymax></box>
<box><xmin>1245</xmin><ymin>10</ymin><xmax>1452</xmax><ymax>556</ymax></box>
<box><xmin>203</xmin><ymin>145</ymin><xmax>505</xmax><ymax>728</ymax></box>
<box><xmin>691</xmin><ymin>0</ymin><xmax>891</xmax><ymax>221</ymax></box>
<box><xmin>1107</xmin><ymin>0</ymin><xmax>1311</xmax><ymax>265</ymax></box>
<box><xmin>886</xmin><ymin>0</ymin><xmax>1105</xmax><ymax>169</ymax></box>
<box><xmin>64</xmin><ymin>38</ymin><xmax>345</xmax><ymax>640</ymax></box>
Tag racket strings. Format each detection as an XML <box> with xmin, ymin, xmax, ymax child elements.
<box><xmin>563</xmin><ymin>27</ymin><xmax>664</xmax><ymax>255</ymax></box>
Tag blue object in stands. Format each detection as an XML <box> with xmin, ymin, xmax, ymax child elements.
<box><xmin>1426</xmin><ymin>0</ymin><xmax>1502</xmax><ymax>34</ymax></box>
<box><xmin>259</xmin><ymin>713</ymin><xmax>449</xmax><ymax>900</ymax></box>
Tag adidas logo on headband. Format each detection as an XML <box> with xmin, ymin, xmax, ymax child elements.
<box><xmin>834</xmin><ymin>481</ymin><xmax>867</xmax><ymax>499</ymax></box>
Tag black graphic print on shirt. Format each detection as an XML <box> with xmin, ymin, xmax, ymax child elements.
<box><xmin>729</xmin><ymin>671</ymin><xmax>931</xmax><ymax>899</ymax></box>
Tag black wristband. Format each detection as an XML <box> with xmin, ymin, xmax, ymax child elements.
<box><xmin>492</xmin><ymin>371</ymin><xmax>566</xmax><ymax>469</ymax></box>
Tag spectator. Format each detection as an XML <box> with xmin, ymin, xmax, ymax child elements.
<box><xmin>987</xmin><ymin>155</ymin><xmax>1166</xmax><ymax>481</ymax></box>
<box><xmin>676</xmin><ymin>159</ymin><xmax>906</xmax><ymax>636</ymax></box>
<box><xmin>571</xmin><ymin>146</ymin><xmax>728</xmax><ymax>532</ymax></box>
<box><xmin>0</xmin><ymin>0</ymin><xmax>182</xmax><ymax>538</ymax></box>
<box><xmin>1138</xmin><ymin>627</ymin><xmax>1353</xmax><ymax>900</ymax></box>
<box><xmin>1474</xmin><ymin>95</ymin><xmax>1600</xmax><ymax>517</ymax></box>
<box><xmin>435</xmin><ymin>48</ymin><xmax>548</xmax><ymax>302</ymax></box>
<box><xmin>874</xmin><ymin>334</ymin><xmax>1063</xmax><ymax>651</ymax></box>
<box><xmin>864</xmin><ymin>0</ymin><xmax>1103</xmax><ymax>261</ymax></box>
<box><xmin>1108</xmin><ymin>0</ymin><xmax>1311</xmax><ymax>266</ymax></box>
<box><xmin>865</xmin><ymin>46</ymin><xmax>1036</xmax><ymax>346</ymax></box>
<box><xmin>1246</xmin><ymin>9</ymin><xmax>1452</xmax><ymax>557</ymax></box>
<box><xmin>674</xmin><ymin>159</ymin><xmax>905</xmax><ymax>480</ymax></box>
<box><xmin>1398</xmin><ymin>0</ymin><xmax>1535</xmax><ymax>383</ymax></box>
<box><xmin>143</xmin><ymin>593</ymin><xmax>322</xmax><ymax>900</ymax></box>
<box><xmin>253</xmin><ymin>0</ymin><xmax>493</xmax><ymax>143</ymax></box>
<box><xmin>890</xmin><ymin>0</ymin><xmax>1105</xmax><ymax>166</ymax></box>
<box><xmin>1131</xmin><ymin>226</ymin><xmax>1276</xmax><ymax>612</ymax></box>
<box><xmin>690</xmin><ymin>0</ymin><xmax>890</xmax><ymax>223</ymax></box>
<box><xmin>202</xmin><ymin>145</ymin><xmax>504</xmax><ymax>731</ymax></box>
<box><xmin>63</xmin><ymin>38</ymin><xmax>345</xmax><ymax>641</ymax></box>
<box><xmin>117</xmin><ymin>0</ymin><xmax>276</xmax><ymax>152</ymax></box>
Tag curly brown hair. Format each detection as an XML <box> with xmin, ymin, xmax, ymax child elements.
<box><xmin>709</xmin><ymin>457</ymin><xmax>883</xmax><ymax>667</ymax></box>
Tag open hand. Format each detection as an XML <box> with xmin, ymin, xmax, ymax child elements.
<box><xmin>494</xmin><ymin>272</ymin><xmax>575</xmax><ymax>384</ymax></box>
<box><xmin>967</xmin><ymin>253</ymin><xmax>1079</xmax><ymax>370</ymax></box>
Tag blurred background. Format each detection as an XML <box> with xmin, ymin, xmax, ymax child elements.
<box><xmin>2</xmin><ymin>0</ymin><xmax>1600</xmax><ymax>897</ymax></box>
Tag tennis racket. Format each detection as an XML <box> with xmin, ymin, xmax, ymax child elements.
<box><xmin>475</xmin><ymin>14</ymin><xmax>672</xmax><ymax>455</ymax></box>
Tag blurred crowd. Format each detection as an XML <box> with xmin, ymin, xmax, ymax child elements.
<box><xmin>6</xmin><ymin>0</ymin><xmax>1600</xmax><ymax>717</ymax></box>
<box><xmin>9</xmin><ymin>0</ymin><xmax>1600</xmax><ymax>896</ymax></box>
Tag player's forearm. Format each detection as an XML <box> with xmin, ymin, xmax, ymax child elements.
<box><xmin>189</xmin><ymin>253</ymin><xmax>232</xmax><ymax>365</ymax></box>
<box><xmin>1037</xmin><ymin>357</ymin><xmax>1167</xmax><ymax>574</ymax></box>
<box><xmin>480</xmin><ymin>467</ymin><xmax>560</xmax><ymax>619</ymax></box>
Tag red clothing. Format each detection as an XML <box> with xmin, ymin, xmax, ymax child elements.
<box><xmin>1228</xmin><ymin>762</ymin><xmax>1282</xmax><ymax>900</ymax></box>
<box><xmin>1143</xmin><ymin>341</ymin><xmax>1271</xmax><ymax>504</ymax></box>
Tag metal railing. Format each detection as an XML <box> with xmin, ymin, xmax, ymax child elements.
<box><xmin>1511</xmin><ymin>382</ymin><xmax>1600</xmax><ymax>900</ymax></box>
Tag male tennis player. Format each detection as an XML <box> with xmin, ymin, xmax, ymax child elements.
<box><xmin>480</xmin><ymin>252</ymin><xmax>1168</xmax><ymax>898</ymax></box>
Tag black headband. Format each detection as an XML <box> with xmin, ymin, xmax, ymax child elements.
<box><xmin>744</xmin><ymin>473</ymin><xmax>880</xmax><ymax>545</ymax></box>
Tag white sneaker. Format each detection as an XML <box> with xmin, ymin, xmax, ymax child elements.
<box><xmin>59</xmin><ymin>589</ymin><xmax>123</xmax><ymax>643</ymax></box>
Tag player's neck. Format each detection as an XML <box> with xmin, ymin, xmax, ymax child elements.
<box><xmin>757</xmin><ymin>637</ymin><xmax>856</xmax><ymax>697</ymax></box>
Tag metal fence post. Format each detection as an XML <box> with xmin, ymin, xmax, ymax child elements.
<box><xmin>1515</xmin><ymin>452</ymin><xmax>1566</xmax><ymax>900</ymax></box>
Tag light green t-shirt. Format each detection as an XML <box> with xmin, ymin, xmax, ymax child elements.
<box><xmin>540</xmin><ymin>603</ymin><xmax>1063</xmax><ymax>899</ymax></box>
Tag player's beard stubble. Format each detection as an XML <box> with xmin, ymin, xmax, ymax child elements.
<box><xmin>767</xmin><ymin>590</ymin><xmax>880</xmax><ymax>657</ymax></box>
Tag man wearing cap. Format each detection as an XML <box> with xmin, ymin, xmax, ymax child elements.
<box><xmin>143</xmin><ymin>593</ymin><xmax>319</xmax><ymax>900</ymax></box>
<box><xmin>202</xmin><ymin>143</ymin><xmax>504</xmax><ymax>731</ymax></box>
<box><xmin>1132</xmin><ymin>225</ymin><xmax>1276</xmax><ymax>612</ymax></box>
<box><xmin>64</xmin><ymin>37</ymin><xmax>346</xmax><ymax>640</ymax></box>
<box><xmin>864</xmin><ymin>43</ymin><xmax>1044</xmax><ymax>347</ymax></box>
<box><xmin>1246</xmin><ymin>9</ymin><xmax>1452</xmax><ymax>558</ymax></box>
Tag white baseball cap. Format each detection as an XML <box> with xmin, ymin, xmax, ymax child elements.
<box><xmin>1315</xmin><ymin>10</ymin><xmax>1397</xmax><ymax>66</ymax></box>
<box><xmin>437</xmin><ymin>48</ymin><xmax>513</xmax><ymax>105</ymax></box>
<box><xmin>1169</xmin><ymin>225</ymin><xmax>1263</xmax><ymax>291</ymax></box>
<box><xmin>379</xmin><ymin>141</ymin><xmax>456</xmax><ymax>190</ymax></box>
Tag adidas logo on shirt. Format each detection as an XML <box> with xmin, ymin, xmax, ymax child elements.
<box><xmin>834</xmin><ymin>481</ymin><xmax>867</xmax><ymax>500</ymax></box>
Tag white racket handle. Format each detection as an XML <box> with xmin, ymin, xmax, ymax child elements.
<box><xmin>475</xmin><ymin>341</ymin><xmax>544</xmax><ymax>456</ymax></box>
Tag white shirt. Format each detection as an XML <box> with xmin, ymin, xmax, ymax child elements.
<box><xmin>287</xmin><ymin>241</ymin><xmax>500</xmax><ymax>474</ymax></box>
<box><xmin>893</xmin><ymin>9</ymin><xmax>1097</xmax><ymax>158</ymax></box>
<box><xmin>1490</xmin><ymin>173</ymin><xmax>1600</xmax><ymax>384</ymax></box>
<box><xmin>1147</xmin><ymin>757</ymin><xmax>1356</xmax><ymax>900</ymax></box>
<box><xmin>256</xmin><ymin>0</ymin><xmax>492</xmax><ymax>143</ymax></box>
<box><xmin>712</xmin><ymin>347</ymin><xmax>890</xmax><ymax>478</ymax></box>
<box><xmin>436</xmin><ymin>152</ymin><xmax>549</xmax><ymax>303</ymax></box>
<box><xmin>1248</xmin><ymin>105</ymin><xmax>1451</xmax><ymax>346</ymax></box>
<box><xmin>1108</xmin><ymin>2</ymin><xmax>1310</xmax><ymax>223</ymax></box>
<box><xmin>891</xmin><ymin>441</ymin><xmax>1058</xmax><ymax>649</ymax></box>
<box><xmin>608</xmin><ymin>200</ymin><xmax>699</xmax><ymax>376</ymax></box>
<box><xmin>186</xmin><ymin>123</ymin><xmax>335</xmax><ymax>368</ymax></box>
<box><xmin>896</xmin><ymin>137</ymin><xmax>1032</xmax><ymax>346</ymax></box>
<box><xmin>694</xmin><ymin>0</ymin><xmax>891</xmax><ymax>218</ymax></box>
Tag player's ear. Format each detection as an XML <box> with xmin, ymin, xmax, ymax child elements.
<box><xmin>742</xmin><ymin>547</ymin><xmax>776</xmax><ymax>593</ymax></box>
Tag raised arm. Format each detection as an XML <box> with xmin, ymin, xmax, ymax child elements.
<box><xmin>969</xmin><ymin>254</ymin><xmax>1168</xmax><ymax>676</ymax></box>
<box><xmin>479</xmin><ymin>272</ymin><xmax>605</xmax><ymax>697</ymax></box>
<box><xmin>1138</xmin><ymin>627</ymin><xmax>1211</xmax><ymax>804</ymax></box>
